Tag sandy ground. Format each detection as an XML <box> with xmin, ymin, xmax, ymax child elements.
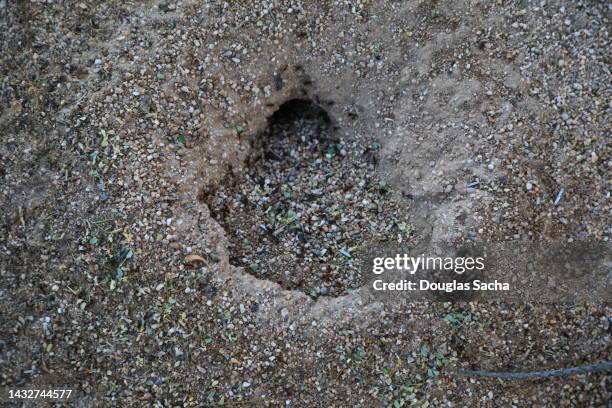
<box><xmin>1</xmin><ymin>0</ymin><xmax>610</xmax><ymax>406</ymax></box>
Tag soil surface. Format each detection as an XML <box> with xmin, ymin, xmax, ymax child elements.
<box><xmin>1</xmin><ymin>0</ymin><xmax>610</xmax><ymax>407</ymax></box>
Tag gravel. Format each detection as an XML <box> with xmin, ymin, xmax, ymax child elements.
<box><xmin>0</xmin><ymin>0</ymin><xmax>609</xmax><ymax>406</ymax></box>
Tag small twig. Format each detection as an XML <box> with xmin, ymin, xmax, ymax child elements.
<box><xmin>553</xmin><ymin>188</ymin><xmax>564</xmax><ymax>206</ymax></box>
<box><xmin>453</xmin><ymin>361</ymin><xmax>612</xmax><ymax>380</ymax></box>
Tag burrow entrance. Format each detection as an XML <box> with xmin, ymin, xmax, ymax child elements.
<box><xmin>204</xmin><ymin>99</ymin><xmax>410</xmax><ymax>298</ymax></box>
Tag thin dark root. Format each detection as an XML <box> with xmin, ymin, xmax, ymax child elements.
<box><xmin>453</xmin><ymin>361</ymin><xmax>612</xmax><ymax>380</ymax></box>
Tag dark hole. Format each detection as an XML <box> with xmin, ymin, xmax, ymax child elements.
<box><xmin>268</xmin><ymin>99</ymin><xmax>331</xmax><ymax>127</ymax></box>
<box><xmin>202</xmin><ymin>97</ymin><xmax>407</xmax><ymax>298</ymax></box>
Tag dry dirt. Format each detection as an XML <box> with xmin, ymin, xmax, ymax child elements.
<box><xmin>0</xmin><ymin>0</ymin><xmax>610</xmax><ymax>407</ymax></box>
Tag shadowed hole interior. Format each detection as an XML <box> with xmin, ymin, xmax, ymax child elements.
<box><xmin>204</xmin><ymin>98</ymin><xmax>409</xmax><ymax>298</ymax></box>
